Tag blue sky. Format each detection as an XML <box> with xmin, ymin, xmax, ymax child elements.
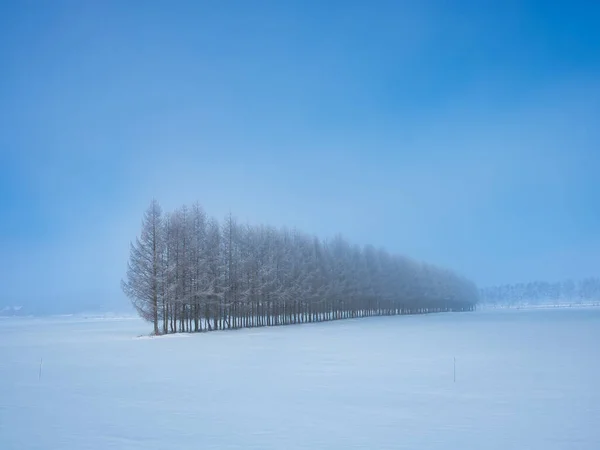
<box><xmin>1</xmin><ymin>1</ymin><xmax>599</xmax><ymax>311</ymax></box>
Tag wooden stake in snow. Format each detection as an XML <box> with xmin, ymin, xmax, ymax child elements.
<box><xmin>453</xmin><ymin>357</ymin><xmax>456</xmax><ymax>383</ymax></box>
<box><xmin>39</xmin><ymin>357</ymin><xmax>43</xmax><ymax>381</ymax></box>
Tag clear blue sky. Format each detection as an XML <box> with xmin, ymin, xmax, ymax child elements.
<box><xmin>1</xmin><ymin>1</ymin><xmax>599</xmax><ymax>311</ymax></box>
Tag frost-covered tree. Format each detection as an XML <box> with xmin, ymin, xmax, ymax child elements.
<box><xmin>122</xmin><ymin>200</ymin><xmax>164</xmax><ymax>334</ymax></box>
<box><xmin>125</xmin><ymin>200</ymin><xmax>479</xmax><ymax>334</ymax></box>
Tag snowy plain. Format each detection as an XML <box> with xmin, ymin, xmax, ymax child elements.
<box><xmin>1</xmin><ymin>308</ymin><xmax>599</xmax><ymax>450</ymax></box>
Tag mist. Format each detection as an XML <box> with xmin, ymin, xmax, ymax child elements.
<box><xmin>1</xmin><ymin>1</ymin><xmax>599</xmax><ymax>315</ymax></box>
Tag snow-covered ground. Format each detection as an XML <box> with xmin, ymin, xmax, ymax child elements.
<box><xmin>1</xmin><ymin>309</ymin><xmax>599</xmax><ymax>450</ymax></box>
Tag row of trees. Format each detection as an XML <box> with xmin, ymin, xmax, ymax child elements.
<box><xmin>122</xmin><ymin>200</ymin><xmax>478</xmax><ymax>334</ymax></box>
<box><xmin>480</xmin><ymin>278</ymin><xmax>600</xmax><ymax>306</ymax></box>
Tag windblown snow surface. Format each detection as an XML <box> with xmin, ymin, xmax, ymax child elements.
<box><xmin>1</xmin><ymin>308</ymin><xmax>599</xmax><ymax>449</ymax></box>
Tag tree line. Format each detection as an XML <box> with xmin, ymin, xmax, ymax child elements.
<box><xmin>480</xmin><ymin>277</ymin><xmax>600</xmax><ymax>306</ymax></box>
<box><xmin>122</xmin><ymin>200</ymin><xmax>478</xmax><ymax>334</ymax></box>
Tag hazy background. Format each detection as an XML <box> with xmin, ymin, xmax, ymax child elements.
<box><xmin>1</xmin><ymin>1</ymin><xmax>599</xmax><ymax>313</ymax></box>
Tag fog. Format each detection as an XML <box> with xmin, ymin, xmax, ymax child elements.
<box><xmin>1</xmin><ymin>2</ymin><xmax>599</xmax><ymax>314</ymax></box>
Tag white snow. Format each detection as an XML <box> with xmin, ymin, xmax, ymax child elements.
<box><xmin>1</xmin><ymin>309</ymin><xmax>599</xmax><ymax>449</ymax></box>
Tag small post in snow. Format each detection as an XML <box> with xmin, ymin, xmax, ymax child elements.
<box><xmin>39</xmin><ymin>357</ymin><xmax>43</xmax><ymax>381</ymax></box>
<box><xmin>453</xmin><ymin>357</ymin><xmax>456</xmax><ymax>383</ymax></box>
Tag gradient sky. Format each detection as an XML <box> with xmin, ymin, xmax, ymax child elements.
<box><xmin>1</xmin><ymin>1</ymin><xmax>599</xmax><ymax>311</ymax></box>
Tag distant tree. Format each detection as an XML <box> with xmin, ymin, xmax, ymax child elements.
<box><xmin>562</xmin><ymin>279</ymin><xmax>576</xmax><ymax>302</ymax></box>
<box><xmin>480</xmin><ymin>277</ymin><xmax>600</xmax><ymax>307</ymax></box>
